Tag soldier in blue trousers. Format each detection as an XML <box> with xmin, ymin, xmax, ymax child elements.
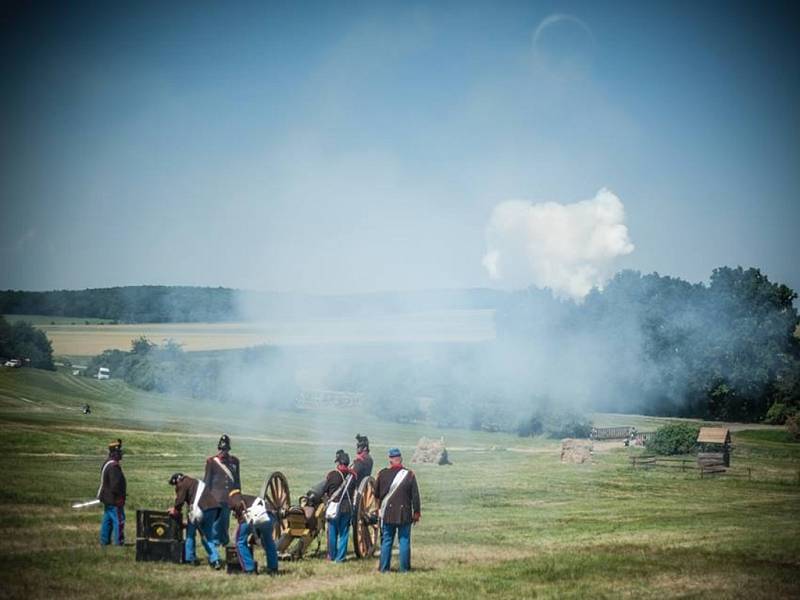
<box><xmin>324</xmin><ymin>449</ymin><xmax>357</xmax><ymax>562</ymax></box>
<box><xmin>375</xmin><ymin>447</ymin><xmax>421</xmax><ymax>572</ymax></box>
<box><xmin>228</xmin><ymin>489</ymin><xmax>278</xmax><ymax>575</ymax></box>
<box><xmin>167</xmin><ymin>472</ymin><xmax>221</xmax><ymax>567</ymax></box>
<box><xmin>99</xmin><ymin>439</ymin><xmax>126</xmax><ymax>546</ymax></box>
<box><xmin>203</xmin><ymin>434</ymin><xmax>240</xmax><ymax>551</ymax></box>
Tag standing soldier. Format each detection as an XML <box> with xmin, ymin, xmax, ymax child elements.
<box><xmin>324</xmin><ymin>449</ymin><xmax>357</xmax><ymax>562</ymax></box>
<box><xmin>353</xmin><ymin>434</ymin><xmax>373</xmax><ymax>485</ymax></box>
<box><xmin>167</xmin><ymin>473</ymin><xmax>221</xmax><ymax>568</ymax></box>
<box><xmin>98</xmin><ymin>439</ymin><xmax>126</xmax><ymax>546</ymax></box>
<box><xmin>204</xmin><ymin>434</ymin><xmax>240</xmax><ymax>550</ymax></box>
<box><xmin>228</xmin><ymin>488</ymin><xmax>279</xmax><ymax>575</ymax></box>
<box><xmin>375</xmin><ymin>447</ymin><xmax>420</xmax><ymax>573</ymax></box>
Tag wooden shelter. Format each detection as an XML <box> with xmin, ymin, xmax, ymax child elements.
<box><xmin>696</xmin><ymin>427</ymin><xmax>731</xmax><ymax>467</ymax></box>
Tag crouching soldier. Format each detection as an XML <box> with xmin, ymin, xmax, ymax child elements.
<box><xmin>325</xmin><ymin>449</ymin><xmax>357</xmax><ymax>562</ymax></box>
<box><xmin>228</xmin><ymin>489</ymin><xmax>278</xmax><ymax>575</ymax></box>
<box><xmin>99</xmin><ymin>439</ymin><xmax>126</xmax><ymax>546</ymax></box>
<box><xmin>204</xmin><ymin>434</ymin><xmax>241</xmax><ymax>549</ymax></box>
<box><xmin>375</xmin><ymin>447</ymin><xmax>420</xmax><ymax>572</ymax></box>
<box><xmin>167</xmin><ymin>473</ymin><xmax>221</xmax><ymax>568</ymax></box>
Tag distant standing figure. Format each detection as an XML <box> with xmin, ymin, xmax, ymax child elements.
<box><xmin>353</xmin><ymin>434</ymin><xmax>373</xmax><ymax>485</ymax></box>
<box><xmin>98</xmin><ymin>439</ymin><xmax>126</xmax><ymax>546</ymax></box>
<box><xmin>324</xmin><ymin>449</ymin><xmax>357</xmax><ymax>562</ymax></box>
<box><xmin>204</xmin><ymin>434</ymin><xmax>240</xmax><ymax>549</ymax></box>
<box><xmin>167</xmin><ymin>473</ymin><xmax>220</xmax><ymax>567</ymax></box>
<box><xmin>375</xmin><ymin>447</ymin><xmax>421</xmax><ymax>573</ymax></box>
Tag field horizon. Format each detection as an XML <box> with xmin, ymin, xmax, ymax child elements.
<box><xmin>3</xmin><ymin>311</ymin><xmax>496</xmax><ymax>356</ymax></box>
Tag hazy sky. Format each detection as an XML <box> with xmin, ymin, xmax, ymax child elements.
<box><xmin>1</xmin><ymin>1</ymin><xmax>798</xmax><ymax>294</ymax></box>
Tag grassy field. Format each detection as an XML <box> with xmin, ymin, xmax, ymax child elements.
<box><xmin>0</xmin><ymin>368</ymin><xmax>798</xmax><ymax>599</ymax></box>
<box><xmin>3</xmin><ymin>311</ymin><xmax>496</xmax><ymax>355</ymax></box>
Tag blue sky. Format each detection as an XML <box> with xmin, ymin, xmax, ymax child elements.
<box><xmin>1</xmin><ymin>0</ymin><xmax>798</xmax><ymax>294</ymax></box>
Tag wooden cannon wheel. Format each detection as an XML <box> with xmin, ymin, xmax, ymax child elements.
<box><xmin>260</xmin><ymin>471</ymin><xmax>291</xmax><ymax>542</ymax></box>
<box><xmin>352</xmin><ymin>476</ymin><xmax>380</xmax><ymax>558</ymax></box>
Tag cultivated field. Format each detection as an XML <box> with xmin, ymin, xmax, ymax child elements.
<box><xmin>0</xmin><ymin>368</ymin><xmax>798</xmax><ymax>599</ymax></box>
<box><xmin>3</xmin><ymin>311</ymin><xmax>496</xmax><ymax>355</ymax></box>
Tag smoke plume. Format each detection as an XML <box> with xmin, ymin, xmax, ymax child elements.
<box><xmin>482</xmin><ymin>188</ymin><xmax>634</xmax><ymax>300</ymax></box>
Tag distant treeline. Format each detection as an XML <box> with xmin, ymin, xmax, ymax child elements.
<box><xmin>0</xmin><ymin>287</ymin><xmax>238</xmax><ymax>323</ymax></box>
<box><xmin>0</xmin><ymin>286</ymin><xmax>506</xmax><ymax>323</ymax></box>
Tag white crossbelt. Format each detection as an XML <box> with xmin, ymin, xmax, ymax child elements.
<box><xmin>379</xmin><ymin>468</ymin><xmax>409</xmax><ymax>521</ymax></box>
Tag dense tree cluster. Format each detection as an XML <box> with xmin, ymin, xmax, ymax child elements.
<box><xmin>84</xmin><ymin>337</ymin><xmax>297</xmax><ymax>408</ymax></box>
<box><xmin>0</xmin><ymin>317</ymin><xmax>55</xmax><ymax>370</ymax></box>
<box><xmin>499</xmin><ymin>266</ymin><xmax>800</xmax><ymax>423</ymax></box>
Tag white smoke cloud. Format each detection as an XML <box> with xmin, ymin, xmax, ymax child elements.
<box><xmin>482</xmin><ymin>188</ymin><xmax>634</xmax><ymax>300</ymax></box>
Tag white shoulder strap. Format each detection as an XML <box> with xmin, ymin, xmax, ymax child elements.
<box><xmin>96</xmin><ymin>460</ymin><xmax>114</xmax><ymax>499</ymax></box>
<box><xmin>379</xmin><ymin>469</ymin><xmax>409</xmax><ymax>519</ymax></box>
<box><xmin>332</xmin><ymin>472</ymin><xmax>352</xmax><ymax>503</ymax></box>
<box><xmin>213</xmin><ymin>456</ymin><xmax>235</xmax><ymax>482</ymax></box>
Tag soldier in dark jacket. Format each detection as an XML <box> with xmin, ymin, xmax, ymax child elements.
<box><xmin>228</xmin><ymin>489</ymin><xmax>278</xmax><ymax>575</ymax></box>
<box><xmin>168</xmin><ymin>473</ymin><xmax>221</xmax><ymax>568</ymax></box>
<box><xmin>324</xmin><ymin>449</ymin><xmax>357</xmax><ymax>562</ymax></box>
<box><xmin>375</xmin><ymin>447</ymin><xmax>420</xmax><ymax>572</ymax></box>
<box><xmin>203</xmin><ymin>434</ymin><xmax>240</xmax><ymax>548</ymax></box>
<box><xmin>353</xmin><ymin>434</ymin><xmax>373</xmax><ymax>485</ymax></box>
<box><xmin>98</xmin><ymin>439</ymin><xmax>126</xmax><ymax>546</ymax></box>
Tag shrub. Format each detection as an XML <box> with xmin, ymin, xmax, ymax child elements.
<box><xmin>517</xmin><ymin>414</ymin><xmax>544</xmax><ymax>437</ymax></box>
<box><xmin>545</xmin><ymin>411</ymin><xmax>593</xmax><ymax>439</ymax></box>
<box><xmin>764</xmin><ymin>402</ymin><xmax>795</xmax><ymax>425</ymax></box>
<box><xmin>647</xmin><ymin>423</ymin><xmax>699</xmax><ymax>455</ymax></box>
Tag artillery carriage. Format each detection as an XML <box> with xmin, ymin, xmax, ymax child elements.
<box><xmin>257</xmin><ymin>471</ymin><xmax>380</xmax><ymax>560</ymax></box>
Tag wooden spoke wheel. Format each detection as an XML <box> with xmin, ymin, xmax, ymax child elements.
<box><xmin>352</xmin><ymin>476</ymin><xmax>380</xmax><ymax>558</ymax></box>
<box><xmin>261</xmin><ymin>471</ymin><xmax>291</xmax><ymax>542</ymax></box>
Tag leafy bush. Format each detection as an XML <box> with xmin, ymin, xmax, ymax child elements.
<box><xmin>517</xmin><ymin>413</ymin><xmax>544</xmax><ymax>437</ymax></box>
<box><xmin>646</xmin><ymin>423</ymin><xmax>699</xmax><ymax>455</ymax></box>
<box><xmin>764</xmin><ymin>402</ymin><xmax>796</xmax><ymax>425</ymax></box>
<box><xmin>545</xmin><ymin>411</ymin><xmax>593</xmax><ymax>438</ymax></box>
<box><xmin>517</xmin><ymin>407</ymin><xmax>592</xmax><ymax>438</ymax></box>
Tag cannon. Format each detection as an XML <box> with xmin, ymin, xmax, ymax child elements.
<box><xmin>256</xmin><ymin>471</ymin><xmax>380</xmax><ymax>560</ymax></box>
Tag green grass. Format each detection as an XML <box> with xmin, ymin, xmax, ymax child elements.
<box><xmin>0</xmin><ymin>368</ymin><xmax>798</xmax><ymax>599</ymax></box>
<box><xmin>736</xmin><ymin>429</ymin><xmax>795</xmax><ymax>444</ymax></box>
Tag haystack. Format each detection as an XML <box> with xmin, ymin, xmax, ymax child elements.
<box><xmin>411</xmin><ymin>437</ymin><xmax>452</xmax><ymax>465</ymax></box>
<box><xmin>561</xmin><ymin>438</ymin><xmax>592</xmax><ymax>464</ymax></box>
